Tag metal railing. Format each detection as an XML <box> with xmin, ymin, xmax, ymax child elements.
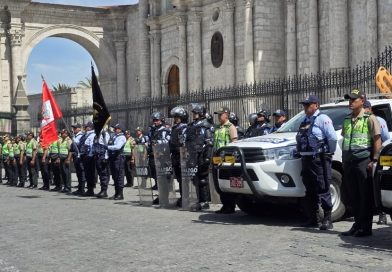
<box><xmin>62</xmin><ymin>46</ymin><xmax>392</xmax><ymax>131</ymax></box>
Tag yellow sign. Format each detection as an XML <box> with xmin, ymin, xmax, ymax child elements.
<box><xmin>224</xmin><ymin>156</ymin><xmax>236</xmax><ymax>164</ymax></box>
<box><xmin>212</xmin><ymin>156</ymin><xmax>223</xmax><ymax>165</ymax></box>
<box><xmin>380</xmin><ymin>155</ymin><xmax>392</xmax><ymax>167</ymax></box>
<box><xmin>375</xmin><ymin>66</ymin><xmax>392</xmax><ymax>96</ymax></box>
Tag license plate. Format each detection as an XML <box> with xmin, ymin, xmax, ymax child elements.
<box><xmin>380</xmin><ymin>155</ymin><xmax>392</xmax><ymax>166</ymax></box>
<box><xmin>230</xmin><ymin>177</ymin><xmax>244</xmax><ymax>188</ymax></box>
<box><xmin>225</xmin><ymin>156</ymin><xmax>235</xmax><ymax>164</ymax></box>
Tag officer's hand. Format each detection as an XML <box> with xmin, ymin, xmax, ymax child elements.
<box><xmin>41</xmin><ymin>158</ymin><xmax>46</xmax><ymax>164</ymax></box>
<box><xmin>19</xmin><ymin>160</ymin><xmax>23</xmax><ymax>166</ymax></box>
<box><xmin>367</xmin><ymin>161</ymin><xmax>374</xmax><ymax>171</ymax></box>
<box><xmin>30</xmin><ymin>160</ymin><xmax>35</xmax><ymax>166</ymax></box>
<box><xmin>65</xmin><ymin>159</ymin><xmax>70</xmax><ymax>165</ymax></box>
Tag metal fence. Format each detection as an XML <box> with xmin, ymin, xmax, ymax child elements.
<box><xmin>62</xmin><ymin>46</ymin><xmax>392</xmax><ymax>131</ymax></box>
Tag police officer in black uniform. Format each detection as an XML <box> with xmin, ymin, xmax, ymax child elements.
<box><xmin>256</xmin><ymin>109</ymin><xmax>271</xmax><ymax>135</ymax></box>
<box><xmin>229</xmin><ymin>112</ymin><xmax>245</xmax><ymax>140</ymax></box>
<box><xmin>71</xmin><ymin>123</ymin><xmax>86</xmax><ymax>194</ymax></box>
<box><xmin>186</xmin><ymin>104</ymin><xmax>214</xmax><ymax>211</ymax></box>
<box><xmin>94</xmin><ymin>128</ymin><xmax>110</xmax><ymax>198</ymax></box>
<box><xmin>169</xmin><ymin>106</ymin><xmax>188</xmax><ymax>206</ymax></box>
<box><xmin>244</xmin><ymin>113</ymin><xmax>258</xmax><ymax>138</ymax></box>
<box><xmin>107</xmin><ymin>123</ymin><xmax>127</xmax><ymax>200</ymax></box>
<box><xmin>75</xmin><ymin>122</ymin><xmax>96</xmax><ymax>196</ymax></box>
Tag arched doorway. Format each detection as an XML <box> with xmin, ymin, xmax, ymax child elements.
<box><xmin>168</xmin><ymin>65</ymin><xmax>179</xmax><ymax>97</ymax></box>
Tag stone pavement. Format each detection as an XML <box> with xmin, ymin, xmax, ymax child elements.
<box><xmin>1</xmin><ymin>175</ymin><xmax>392</xmax><ymax>272</ymax></box>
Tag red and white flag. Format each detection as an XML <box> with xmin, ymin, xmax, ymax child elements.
<box><xmin>40</xmin><ymin>80</ymin><xmax>62</xmax><ymax>148</ymax></box>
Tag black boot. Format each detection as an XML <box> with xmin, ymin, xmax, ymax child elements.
<box><xmin>319</xmin><ymin>211</ymin><xmax>333</xmax><ymax>230</ymax></box>
<box><xmin>96</xmin><ymin>190</ymin><xmax>108</xmax><ymax>199</ymax></box>
<box><xmin>377</xmin><ymin>212</ymin><xmax>388</xmax><ymax>225</ymax></box>
<box><xmin>82</xmin><ymin>189</ymin><xmax>95</xmax><ymax>197</ymax></box>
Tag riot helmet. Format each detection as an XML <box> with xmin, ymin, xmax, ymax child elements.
<box><xmin>190</xmin><ymin>103</ymin><xmax>206</xmax><ymax>118</ymax></box>
<box><xmin>151</xmin><ymin>111</ymin><xmax>165</xmax><ymax>122</ymax></box>
<box><xmin>229</xmin><ymin>112</ymin><xmax>239</xmax><ymax>126</ymax></box>
<box><xmin>170</xmin><ymin>106</ymin><xmax>188</xmax><ymax>123</ymax></box>
<box><xmin>205</xmin><ymin>112</ymin><xmax>214</xmax><ymax>125</ymax></box>
<box><xmin>248</xmin><ymin>113</ymin><xmax>257</xmax><ymax>126</ymax></box>
<box><xmin>257</xmin><ymin>108</ymin><xmax>270</xmax><ymax>122</ymax></box>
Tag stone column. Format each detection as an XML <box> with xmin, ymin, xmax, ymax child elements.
<box><xmin>286</xmin><ymin>0</ymin><xmax>297</xmax><ymax>76</ymax></box>
<box><xmin>150</xmin><ymin>30</ymin><xmax>162</xmax><ymax>97</ymax></box>
<box><xmin>114</xmin><ymin>40</ymin><xmax>127</xmax><ymax>102</ymax></box>
<box><xmin>244</xmin><ymin>0</ymin><xmax>254</xmax><ymax>83</ymax></box>
<box><xmin>0</xmin><ymin>33</ymin><xmax>11</xmax><ymax>111</ymax></box>
<box><xmin>223</xmin><ymin>0</ymin><xmax>236</xmax><ymax>85</ymax></box>
<box><xmin>329</xmin><ymin>0</ymin><xmax>348</xmax><ymax>70</ymax></box>
<box><xmin>149</xmin><ymin>33</ymin><xmax>155</xmax><ymax>95</ymax></box>
<box><xmin>367</xmin><ymin>0</ymin><xmax>378</xmax><ymax>59</ymax></box>
<box><xmin>190</xmin><ymin>11</ymin><xmax>203</xmax><ymax>91</ymax></box>
<box><xmin>177</xmin><ymin>15</ymin><xmax>188</xmax><ymax>94</ymax></box>
<box><xmin>309</xmin><ymin>0</ymin><xmax>319</xmax><ymax>73</ymax></box>
<box><xmin>9</xmin><ymin>25</ymin><xmax>23</xmax><ymax>101</ymax></box>
<box><xmin>139</xmin><ymin>0</ymin><xmax>151</xmax><ymax>97</ymax></box>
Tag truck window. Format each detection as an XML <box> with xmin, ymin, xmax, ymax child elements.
<box><xmin>276</xmin><ymin>106</ymin><xmax>350</xmax><ymax>133</ymax></box>
<box><xmin>372</xmin><ymin>104</ymin><xmax>392</xmax><ymax>131</ymax></box>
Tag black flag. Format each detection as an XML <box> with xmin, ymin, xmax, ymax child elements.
<box><xmin>91</xmin><ymin>65</ymin><xmax>111</xmax><ymax>135</ymax></box>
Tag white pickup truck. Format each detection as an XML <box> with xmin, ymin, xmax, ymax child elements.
<box><xmin>212</xmin><ymin>97</ymin><xmax>392</xmax><ymax>221</ymax></box>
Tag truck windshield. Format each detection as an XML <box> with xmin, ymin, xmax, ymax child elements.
<box><xmin>275</xmin><ymin>106</ymin><xmax>351</xmax><ymax>133</ymax></box>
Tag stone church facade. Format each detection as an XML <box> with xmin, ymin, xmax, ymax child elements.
<box><xmin>0</xmin><ymin>0</ymin><xmax>391</xmax><ymax>133</ymax></box>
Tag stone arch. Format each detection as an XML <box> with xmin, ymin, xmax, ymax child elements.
<box><xmin>162</xmin><ymin>56</ymin><xmax>179</xmax><ymax>96</ymax></box>
<box><xmin>21</xmin><ymin>24</ymin><xmax>116</xmax><ymax>83</ymax></box>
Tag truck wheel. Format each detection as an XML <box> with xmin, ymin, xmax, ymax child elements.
<box><xmin>235</xmin><ymin>195</ymin><xmax>260</xmax><ymax>216</ymax></box>
<box><xmin>330</xmin><ymin>169</ymin><xmax>346</xmax><ymax>221</ymax></box>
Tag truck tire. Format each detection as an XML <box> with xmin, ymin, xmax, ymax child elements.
<box><xmin>329</xmin><ymin>169</ymin><xmax>346</xmax><ymax>221</ymax></box>
<box><xmin>235</xmin><ymin>195</ymin><xmax>261</xmax><ymax>216</ymax></box>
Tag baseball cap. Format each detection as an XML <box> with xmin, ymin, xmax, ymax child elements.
<box><xmin>273</xmin><ymin>109</ymin><xmax>287</xmax><ymax>117</ymax></box>
<box><xmin>135</xmin><ymin>126</ymin><xmax>143</xmax><ymax>132</ymax></box>
<box><xmin>84</xmin><ymin>121</ymin><xmax>94</xmax><ymax>128</ymax></box>
<box><xmin>60</xmin><ymin>129</ymin><xmax>68</xmax><ymax>134</ymax></box>
<box><xmin>344</xmin><ymin>89</ymin><xmax>366</xmax><ymax>100</ymax></box>
<box><xmin>214</xmin><ymin>106</ymin><xmax>230</xmax><ymax>114</ymax></box>
<box><xmin>26</xmin><ymin>131</ymin><xmax>34</xmax><ymax>137</ymax></box>
<box><xmin>299</xmin><ymin>95</ymin><xmax>320</xmax><ymax>104</ymax></box>
<box><xmin>71</xmin><ymin>123</ymin><xmax>82</xmax><ymax>129</ymax></box>
<box><xmin>113</xmin><ymin>123</ymin><xmax>125</xmax><ymax>131</ymax></box>
<box><xmin>363</xmin><ymin>100</ymin><xmax>372</xmax><ymax>108</ymax></box>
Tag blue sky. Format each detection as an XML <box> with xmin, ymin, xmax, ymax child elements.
<box><xmin>27</xmin><ymin>0</ymin><xmax>138</xmax><ymax>94</ymax></box>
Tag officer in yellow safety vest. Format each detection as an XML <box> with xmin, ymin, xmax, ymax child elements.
<box><xmin>57</xmin><ymin>129</ymin><xmax>73</xmax><ymax>193</ymax></box>
<box><xmin>37</xmin><ymin>137</ymin><xmax>50</xmax><ymax>191</ymax></box>
<box><xmin>1</xmin><ymin>135</ymin><xmax>11</xmax><ymax>185</ymax></box>
<box><xmin>25</xmin><ymin>131</ymin><xmax>38</xmax><ymax>188</ymax></box>
<box><xmin>213</xmin><ymin>106</ymin><xmax>238</xmax><ymax>214</ymax></box>
<box><xmin>123</xmin><ymin>130</ymin><xmax>135</xmax><ymax>187</ymax></box>
<box><xmin>7</xmin><ymin>136</ymin><xmax>17</xmax><ymax>186</ymax></box>
<box><xmin>15</xmin><ymin>135</ymin><xmax>27</xmax><ymax>187</ymax></box>
<box><xmin>49</xmin><ymin>134</ymin><xmax>61</xmax><ymax>191</ymax></box>
<box><xmin>341</xmin><ymin>89</ymin><xmax>382</xmax><ymax>238</ymax></box>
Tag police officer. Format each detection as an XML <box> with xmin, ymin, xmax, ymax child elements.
<box><xmin>49</xmin><ymin>134</ymin><xmax>61</xmax><ymax>191</ymax></box>
<box><xmin>213</xmin><ymin>106</ymin><xmax>238</xmax><ymax>214</ymax></box>
<box><xmin>244</xmin><ymin>113</ymin><xmax>258</xmax><ymax>138</ymax></box>
<box><xmin>71</xmin><ymin>123</ymin><xmax>86</xmax><ymax>194</ymax></box>
<box><xmin>37</xmin><ymin>137</ymin><xmax>50</xmax><ymax>190</ymax></box>
<box><xmin>8</xmin><ymin>136</ymin><xmax>17</xmax><ymax>186</ymax></box>
<box><xmin>58</xmin><ymin>129</ymin><xmax>73</xmax><ymax>193</ymax></box>
<box><xmin>106</xmin><ymin>123</ymin><xmax>127</xmax><ymax>200</ymax></box>
<box><xmin>341</xmin><ymin>90</ymin><xmax>381</xmax><ymax>237</ymax></box>
<box><xmin>147</xmin><ymin>112</ymin><xmax>171</xmax><ymax>196</ymax></box>
<box><xmin>15</xmin><ymin>135</ymin><xmax>27</xmax><ymax>188</ymax></box>
<box><xmin>270</xmin><ymin>109</ymin><xmax>288</xmax><ymax>133</ymax></box>
<box><xmin>296</xmin><ymin>95</ymin><xmax>337</xmax><ymax>230</ymax></box>
<box><xmin>364</xmin><ymin>100</ymin><xmax>391</xmax><ymax>225</ymax></box>
<box><xmin>229</xmin><ymin>112</ymin><xmax>245</xmax><ymax>140</ymax></box>
<box><xmin>256</xmin><ymin>109</ymin><xmax>271</xmax><ymax>135</ymax></box>
<box><xmin>25</xmin><ymin>132</ymin><xmax>38</xmax><ymax>189</ymax></box>
<box><xmin>93</xmin><ymin>127</ymin><xmax>111</xmax><ymax>198</ymax></box>
<box><xmin>169</xmin><ymin>106</ymin><xmax>188</xmax><ymax>206</ymax></box>
<box><xmin>123</xmin><ymin>130</ymin><xmax>135</xmax><ymax>188</ymax></box>
<box><xmin>75</xmin><ymin>122</ymin><xmax>96</xmax><ymax>196</ymax></box>
<box><xmin>1</xmin><ymin>135</ymin><xmax>11</xmax><ymax>185</ymax></box>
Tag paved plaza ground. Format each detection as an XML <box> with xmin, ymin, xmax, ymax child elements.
<box><xmin>1</xmin><ymin>174</ymin><xmax>392</xmax><ymax>272</ymax></box>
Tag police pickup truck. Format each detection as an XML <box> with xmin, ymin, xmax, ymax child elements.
<box><xmin>212</xmin><ymin>96</ymin><xmax>392</xmax><ymax>221</ymax></box>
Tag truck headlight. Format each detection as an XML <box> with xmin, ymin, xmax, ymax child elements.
<box><xmin>265</xmin><ymin>145</ymin><xmax>298</xmax><ymax>161</ymax></box>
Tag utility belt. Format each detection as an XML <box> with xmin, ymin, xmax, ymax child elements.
<box><xmin>300</xmin><ymin>147</ymin><xmax>325</xmax><ymax>156</ymax></box>
<box><xmin>108</xmin><ymin>150</ymin><xmax>123</xmax><ymax>158</ymax></box>
<box><xmin>49</xmin><ymin>153</ymin><xmax>59</xmax><ymax>160</ymax></box>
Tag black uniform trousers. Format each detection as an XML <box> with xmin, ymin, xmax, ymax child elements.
<box><xmin>59</xmin><ymin>156</ymin><xmax>71</xmax><ymax>190</ymax></box>
<box><xmin>2</xmin><ymin>158</ymin><xmax>11</xmax><ymax>184</ymax></box>
<box><xmin>343</xmin><ymin>157</ymin><xmax>373</xmax><ymax>232</ymax></box>
<box><xmin>82</xmin><ymin>155</ymin><xmax>95</xmax><ymax>191</ymax></box>
<box><xmin>96</xmin><ymin>156</ymin><xmax>110</xmax><ymax>191</ymax></box>
<box><xmin>124</xmin><ymin>155</ymin><xmax>133</xmax><ymax>186</ymax></box>
<box><xmin>15</xmin><ymin>156</ymin><xmax>27</xmax><ymax>186</ymax></box>
<box><xmin>109</xmin><ymin>155</ymin><xmax>125</xmax><ymax>192</ymax></box>
<box><xmin>195</xmin><ymin>152</ymin><xmax>210</xmax><ymax>203</ymax></box>
<box><xmin>38</xmin><ymin>155</ymin><xmax>50</xmax><ymax>188</ymax></box>
<box><xmin>26</xmin><ymin>156</ymin><xmax>38</xmax><ymax>186</ymax></box>
<box><xmin>50</xmin><ymin>157</ymin><xmax>61</xmax><ymax>189</ymax></box>
<box><xmin>301</xmin><ymin>154</ymin><xmax>333</xmax><ymax>219</ymax></box>
<box><xmin>9</xmin><ymin>158</ymin><xmax>18</xmax><ymax>186</ymax></box>
<box><xmin>73</xmin><ymin>156</ymin><xmax>86</xmax><ymax>190</ymax></box>
<box><xmin>172</xmin><ymin>152</ymin><xmax>182</xmax><ymax>196</ymax></box>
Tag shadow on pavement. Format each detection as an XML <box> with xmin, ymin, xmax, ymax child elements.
<box><xmin>193</xmin><ymin>204</ymin><xmax>303</xmax><ymax>226</ymax></box>
<box><xmin>338</xmin><ymin>226</ymin><xmax>392</xmax><ymax>252</ymax></box>
<box><xmin>16</xmin><ymin>195</ymin><xmax>42</xmax><ymax>199</ymax></box>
